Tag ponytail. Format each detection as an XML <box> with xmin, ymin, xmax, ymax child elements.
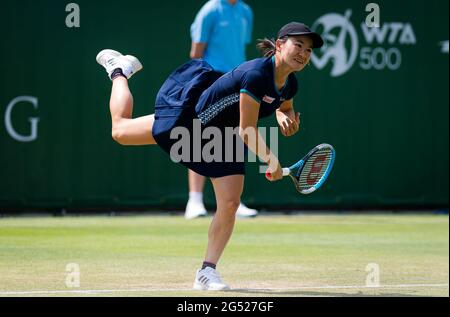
<box><xmin>256</xmin><ymin>38</ymin><xmax>277</xmax><ymax>57</ymax></box>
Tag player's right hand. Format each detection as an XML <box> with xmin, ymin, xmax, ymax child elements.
<box><xmin>265</xmin><ymin>161</ymin><xmax>283</xmax><ymax>182</ymax></box>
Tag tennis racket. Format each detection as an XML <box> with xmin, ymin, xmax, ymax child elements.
<box><xmin>266</xmin><ymin>143</ymin><xmax>335</xmax><ymax>194</ymax></box>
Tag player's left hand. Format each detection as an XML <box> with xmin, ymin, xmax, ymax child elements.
<box><xmin>279</xmin><ymin>112</ymin><xmax>300</xmax><ymax>137</ymax></box>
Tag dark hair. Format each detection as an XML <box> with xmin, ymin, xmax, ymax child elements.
<box><xmin>257</xmin><ymin>37</ymin><xmax>288</xmax><ymax>57</ymax></box>
<box><xmin>256</xmin><ymin>38</ymin><xmax>277</xmax><ymax>57</ymax></box>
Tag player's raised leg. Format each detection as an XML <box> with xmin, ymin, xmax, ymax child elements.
<box><xmin>109</xmin><ymin>77</ymin><xmax>156</xmax><ymax>145</ymax></box>
<box><xmin>96</xmin><ymin>49</ymin><xmax>156</xmax><ymax>145</ymax></box>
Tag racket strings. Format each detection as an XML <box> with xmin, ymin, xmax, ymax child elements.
<box><xmin>298</xmin><ymin>149</ymin><xmax>333</xmax><ymax>189</ymax></box>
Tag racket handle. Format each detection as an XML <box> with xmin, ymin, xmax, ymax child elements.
<box><xmin>265</xmin><ymin>168</ymin><xmax>291</xmax><ymax>180</ymax></box>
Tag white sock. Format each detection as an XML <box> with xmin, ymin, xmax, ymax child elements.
<box><xmin>189</xmin><ymin>192</ymin><xmax>204</xmax><ymax>204</ymax></box>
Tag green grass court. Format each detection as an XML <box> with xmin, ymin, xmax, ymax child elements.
<box><xmin>0</xmin><ymin>213</ymin><xmax>448</xmax><ymax>297</ymax></box>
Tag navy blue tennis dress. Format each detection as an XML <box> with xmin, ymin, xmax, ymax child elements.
<box><xmin>152</xmin><ymin>56</ymin><xmax>298</xmax><ymax>178</ymax></box>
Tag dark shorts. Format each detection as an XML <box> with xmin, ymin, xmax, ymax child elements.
<box><xmin>152</xmin><ymin>59</ymin><xmax>246</xmax><ymax>178</ymax></box>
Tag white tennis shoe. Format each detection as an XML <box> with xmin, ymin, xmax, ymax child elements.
<box><xmin>236</xmin><ymin>203</ymin><xmax>258</xmax><ymax>218</ymax></box>
<box><xmin>184</xmin><ymin>200</ymin><xmax>207</xmax><ymax>220</ymax></box>
<box><xmin>185</xmin><ymin>201</ymin><xmax>257</xmax><ymax>219</ymax></box>
<box><xmin>96</xmin><ymin>49</ymin><xmax>142</xmax><ymax>80</ymax></box>
<box><xmin>193</xmin><ymin>267</ymin><xmax>230</xmax><ymax>291</ymax></box>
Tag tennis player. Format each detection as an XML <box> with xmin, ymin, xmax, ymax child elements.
<box><xmin>96</xmin><ymin>22</ymin><xmax>323</xmax><ymax>291</ymax></box>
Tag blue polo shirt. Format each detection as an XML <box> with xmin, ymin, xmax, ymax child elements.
<box><xmin>190</xmin><ymin>0</ymin><xmax>253</xmax><ymax>74</ymax></box>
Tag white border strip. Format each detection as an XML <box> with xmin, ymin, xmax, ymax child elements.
<box><xmin>0</xmin><ymin>283</ymin><xmax>448</xmax><ymax>296</ymax></box>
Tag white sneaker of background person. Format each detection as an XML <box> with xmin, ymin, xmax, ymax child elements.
<box><xmin>185</xmin><ymin>193</ymin><xmax>258</xmax><ymax>219</ymax></box>
<box><xmin>184</xmin><ymin>200</ymin><xmax>258</xmax><ymax>220</ymax></box>
<box><xmin>96</xmin><ymin>49</ymin><xmax>143</xmax><ymax>80</ymax></box>
<box><xmin>185</xmin><ymin>192</ymin><xmax>207</xmax><ymax>220</ymax></box>
<box><xmin>193</xmin><ymin>267</ymin><xmax>230</xmax><ymax>291</ymax></box>
<box><xmin>236</xmin><ymin>203</ymin><xmax>258</xmax><ymax>218</ymax></box>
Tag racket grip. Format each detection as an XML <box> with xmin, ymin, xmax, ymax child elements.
<box><xmin>265</xmin><ymin>168</ymin><xmax>290</xmax><ymax>180</ymax></box>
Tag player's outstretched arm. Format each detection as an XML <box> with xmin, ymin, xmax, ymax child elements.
<box><xmin>239</xmin><ymin>93</ymin><xmax>283</xmax><ymax>181</ymax></box>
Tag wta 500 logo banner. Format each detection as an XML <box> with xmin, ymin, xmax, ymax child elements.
<box><xmin>311</xmin><ymin>9</ymin><xmax>417</xmax><ymax>77</ymax></box>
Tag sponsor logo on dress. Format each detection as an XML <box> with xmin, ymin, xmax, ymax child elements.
<box><xmin>263</xmin><ymin>95</ymin><xmax>275</xmax><ymax>104</ymax></box>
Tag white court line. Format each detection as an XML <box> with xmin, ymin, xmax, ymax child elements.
<box><xmin>0</xmin><ymin>283</ymin><xmax>448</xmax><ymax>296</ymax></box>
